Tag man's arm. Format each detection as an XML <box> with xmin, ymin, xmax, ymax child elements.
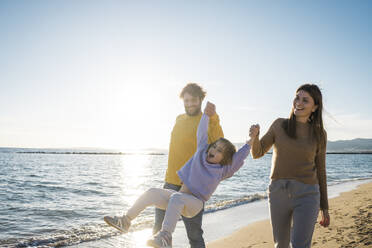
<box><xmin>208</xmin><ymin>114</ymin><xmax>224</xmax><ymax>143</ymax></box>
<box><xmin>205</xmin><ymin>101</ymin><xmax>224</xmax><ymax>143</ymax></box>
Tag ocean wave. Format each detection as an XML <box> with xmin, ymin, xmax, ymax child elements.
<box><xmin>13</xmin><ymin>183</ymin><xmax>106</xmax><ymax>197</ymax></box>
<box><xmin>328</xmin><ymin>177</ymin><xmax>372</xmax><ymax>186</ymax></box>
<box><xmin>204</xmin><ymin>193</ymin><xmax>267</xmax><ymax>214</ymax></box>
<box><xmin>0</xmin><ymin>194</ymin><xmax>267</xmax><ymax>248</ymax></box>
<box><xmin>1</xmin><ymin>224</ymin><xmax>115</xmax><ymax>248</ymax></box>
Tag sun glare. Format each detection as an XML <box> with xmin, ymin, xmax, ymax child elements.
<box><xmin>119</xmin><ymin>154</ymin><xmax>151</xmax><ymax>204</ymax></box>
<box><xmin>96</xmin><ymin>79</ymin><xmax>175</xmax><ymax>150</ymax></box>
<box><xmin>131</xmin><ymin>228</ymin><xmax>153</xmax><ymax>247</ymax></box>
<box><xmin>89</xmin><ymin>61</ymin><xmax>181</xmax><ymax>151</ymax></box>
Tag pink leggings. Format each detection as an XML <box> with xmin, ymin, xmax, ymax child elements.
<box><xmin>126</xmin><ymin>188</ymin><xmax>204</xmax><ymax>234</ymax></box>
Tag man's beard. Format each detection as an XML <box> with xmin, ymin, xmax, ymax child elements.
<box><xmin>185</xmin><ymin>105</ymin><xmax>202</xmax><ymax>116</ymax></box>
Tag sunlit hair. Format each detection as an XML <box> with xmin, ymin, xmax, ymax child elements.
<box><xmin>179</xmin><ymin>83</ymin><xmax>206</xmax><ymax>101</ymax></box>
<box><xmin>206</xmin><ymin>138</ymin><xmax>236</xmax><ymax>165</ymax></box>
<box><xmin>282</xmin><ymin>83</ymin><xmax>326</xmax><ymax>147</ymax></box>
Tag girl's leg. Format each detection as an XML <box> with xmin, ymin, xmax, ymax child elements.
<box><xmin>161</xmin><ymin>192</ymin><xmax>203</xmax><ymax>234</ymax></box>
<box><xmin>153</xmin><ymin>183</ymin><xmax>181</xmax><ymax>235</ymax></box>
<box><xmin>268</xmin><ymin>180</ymin><xmax>292</xmax><ymax>248</ymax></box>
<box><xmin>290</xmin><ymin>182</ymin><xmax>320</xmax><ymax>248</ymax></box>
<box><xmin>126</xmin><ymin>188</ymin><xmax>175</xmax><ymax>220</ymax></box>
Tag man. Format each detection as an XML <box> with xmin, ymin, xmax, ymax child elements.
<box><xmin>153</xmin><ymin>83</ymin><xmax>224</xmax><ymax>248</ymax></box>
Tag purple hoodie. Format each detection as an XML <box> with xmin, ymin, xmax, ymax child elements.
<box><xmin>177</xmin><ymin>114</ymin><xmax>250</xmax><ymax>202</ymax></box>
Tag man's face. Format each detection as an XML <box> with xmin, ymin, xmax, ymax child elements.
<box><xmin>183</xmin><ymin>92</ymin><xmax>202</xmax><ymax>116</ymax></box>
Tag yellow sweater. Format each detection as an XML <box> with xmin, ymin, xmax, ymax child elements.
<box><xmin>165</xmin><ymin>113</ymin><xmax>224</xmax><ymax>186</ymax></box>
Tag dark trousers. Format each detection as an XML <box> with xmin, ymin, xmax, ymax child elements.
<box><xmin>153</xmin><ymin>182</ymin><xmax>205</xmax><ymax>248</ymax></box>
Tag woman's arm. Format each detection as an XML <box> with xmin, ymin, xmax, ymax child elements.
<box><xmin>316</xmin><ymin>131</ymin><xmax>330</xmax><ymax>227</ymax></box>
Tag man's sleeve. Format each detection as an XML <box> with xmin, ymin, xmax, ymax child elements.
<box><xmin>208</xmin><ymin>114</ymin><xmax>224</xmax><ymax>143</ymax></box>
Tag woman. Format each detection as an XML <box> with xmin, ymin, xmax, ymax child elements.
<box><xmin>249</xmin><ymin>84</ymin><xmax>330</xmax><ymax>248</ymax></box>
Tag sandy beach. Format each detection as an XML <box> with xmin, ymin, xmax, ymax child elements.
<box><xmin>208</xmin><ymin>181</ymin><xmax>372</xmax><ymax>248</ymax></box>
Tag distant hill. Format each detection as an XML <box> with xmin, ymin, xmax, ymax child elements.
<box><xmin>327</xmin><ymin>138</ymin><xmax>372</xmax><ymax>153</ymax></box>
<box><xmin>234</xmin><ymin>138</ymin><xmax>372</xmax><ymax>154</ymax></box>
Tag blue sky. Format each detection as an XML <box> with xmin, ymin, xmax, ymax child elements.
<box><xmin>1</xmin><ymin>1</ymin><xmax>371</xmax><ymax>149</ymax></box>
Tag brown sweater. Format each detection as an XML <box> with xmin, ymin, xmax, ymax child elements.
<box><xmin>251</xmin><ymin>118</ymin><xmax>329</xmax><ymax>210</ymax></box>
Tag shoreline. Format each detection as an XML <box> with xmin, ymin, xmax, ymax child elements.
<box><xmin>207</xmin><ymin>180</ymin><xmax>372</xmax><ymax>248</ymax></box>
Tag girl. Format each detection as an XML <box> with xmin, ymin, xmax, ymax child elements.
<box><xmin>249</xmin><ymin>84</ymin><xmax>330</xmax><ymax>248</ymax></box>
<box><xmin>104</xmin><ymin>102</ymin><xmax>251</xmax><ymax>248</ymax></box>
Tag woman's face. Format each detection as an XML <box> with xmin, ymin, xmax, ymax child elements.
<box><xmin>293</xmin><ymin>90</ymin><xmax>318</xmax><ymax>120</ymax></box>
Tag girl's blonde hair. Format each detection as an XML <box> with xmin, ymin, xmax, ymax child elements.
<box><xmin>207</xmin><ymin>138</ymin><xmax>236</xmax><ymax>165</ymax></box>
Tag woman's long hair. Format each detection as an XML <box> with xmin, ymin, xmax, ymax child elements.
<box><xmin>282</xmin><ymin>84</ymin><xmax>326</xmax><ymax>147</ymax></box>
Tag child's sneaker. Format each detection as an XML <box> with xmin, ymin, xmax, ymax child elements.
<box><xmin>146</xmin><ymin>230</ymin><xmax>172</xmax><ymax>248</ymax></box>
<box><xmin>103</xmin><ymin>215</ymin><xmax>131</xmax><ymax>233</ymax></box>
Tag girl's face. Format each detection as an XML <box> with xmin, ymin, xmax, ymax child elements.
<box><xmin>293</xmin><ymin>90</ymin><xmax>318</xmax><ymax>120</ymax></box>
<box><xmin>207</xmin><ymin>141</ymin><xmax>225</xmax><ymax>164</ymax></box>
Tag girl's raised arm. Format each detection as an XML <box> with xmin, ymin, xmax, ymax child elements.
<box><xmin>197</xmin><ymin>114</ymin><xmax>209</xmax><ymax>148</ymax></box>
<box><xmin>197</xmin><ymin>101</ymin><xmax>217</xmax><ymax>148</ymax></box>
<box><xmin>222</xmin><ymin>143</ymin><xmax>250</xmax><ymax>180</ymax></box>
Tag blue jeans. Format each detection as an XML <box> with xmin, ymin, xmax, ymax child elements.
<box><xmin>154</xmin><ymin>182</ymin><xmax>205</xmax><ymax>248</ymax></box>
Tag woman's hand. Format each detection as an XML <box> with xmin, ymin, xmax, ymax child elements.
<box><xmin>319</xmin><ymin>209</ymin><xmax>330</xmax><ymax>227</ymax></box>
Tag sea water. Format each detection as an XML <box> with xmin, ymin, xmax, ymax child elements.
<box><xmin>0</xmin><ymin>148</ymin><xmax>371</xmax><ymax>247</ymax></box>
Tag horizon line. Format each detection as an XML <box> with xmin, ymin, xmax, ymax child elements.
<box><xmin>1</xmin><ymin>137</ymin><xmax>372</xmax><ymax>150</ymax></box>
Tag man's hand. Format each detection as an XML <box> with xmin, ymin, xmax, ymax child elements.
<box><xmin>204</xmin><ymin>101</ymin><xmax>216</xmax><ymax>117</ymax></box>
